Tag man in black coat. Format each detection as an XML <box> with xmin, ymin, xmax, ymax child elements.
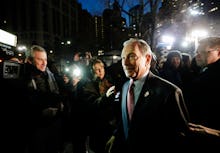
<box><xmin>185</xmin><ymin>37</ymin><xmax>220</xmax><ymax>150</ymax></box>
<box><xmin>24</xmin><ymin>45</ymin><xmax>64</xmax><ymax>153</ymax></box>
<box><xmin>108</xmin><ymin>38</ymin><xmax>189</xmax><ymax>153</ymax></box>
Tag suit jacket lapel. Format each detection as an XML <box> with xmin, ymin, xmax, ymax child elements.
<box><xmin>133</xmin><ymin>72</ymin><xmax>154</xmax><ymax>115</ymax></box>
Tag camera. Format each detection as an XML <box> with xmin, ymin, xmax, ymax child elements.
<box><xmin>2</xmin><ymin>60</ymin><xmax>21</xmax><ymax>79</ymax></box>
<box><xmin>0</xmin><ymin>29</ymin><xmax>25</xmax><ymax>80</ymax></box>
<box><xmin>64</xmin><ymin>64</ymin><xmax>83</xmax><ymax>78</ymax></box>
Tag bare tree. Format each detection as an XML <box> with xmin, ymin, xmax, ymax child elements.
<box><xmin>117</xmin><ymin>0</ymin><xmax>161</xmax><ymax>49</ymax></box>
<box><xmin>147</xmin><ymin>0</ymin><xmax>161</xmax><ymax>50</ymax></box>
<box><xmin>98</xmin><ymin>0</ymin><xmax>161</xmax><ymax>50</ymax></box>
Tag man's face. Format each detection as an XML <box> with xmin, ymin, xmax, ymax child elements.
<box><xmin>33</xmin><ymin>51</ymin><xmax>47</xmax><ymax>72</ymax></box>
<box><xmin>195</xmin><ymin>45</ymin><xmax>220</xmax><ymax>68</ymax></box>
<box><xmin>121</xmin><ymin>44</ymin><xmax>151</xmax><ymax>80</ymax></box>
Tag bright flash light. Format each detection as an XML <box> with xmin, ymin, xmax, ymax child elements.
<box><xmin>190</xmin><ymin>9</ymin><xmax>199</xmax><ymax>16</ymax></box>
<box><xmin>72</xmin><ymin>67</ymin><xmax>81</xmax><ymax>77</ymax></box>
<box><xmin>113</xmin><ymin>55</ymin><xmax>118</xmax><ymax>59</ymax></box>
<box><xmin>166</xmin><ymin>45</ymin><xmax>172</xmax><ymax>50</ymax></box>
<box><xmin>65</xmin><ymin>67</ymin><xmax>70</xmax><ymax>72</ymax></box>
<box><xmin>161</xmin><ymin>35</ymin><xmax>175</xmax><ymax>44</ymax></box>
<box><xmin>181</xmin><ymin>41</ymin><xmax>188</xmax><ymax>48</ymax></box>
<box><xmin>191</xmin><ymin>30</ymin><xmax>208</xmax><ymax>38</ymax></box>
<box><xmin>17</xmin><ymin>45</ymin><xmax>27</xmax><ymax>51</ymax></box>
<box><xmin>67</xmin><ymin>41</ymin><xmax>71</xmax><ymax>45</ymax></box>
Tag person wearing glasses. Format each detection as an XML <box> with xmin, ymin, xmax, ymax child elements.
<box><xmin>185</xmin><ymin>37</ymin><xmax>220</xmax><ymax>150</ymax></box>
<box><xmin>106</xmin><ymin>38</ymin><xmax>190</xmax><ymax>153</ymax></box>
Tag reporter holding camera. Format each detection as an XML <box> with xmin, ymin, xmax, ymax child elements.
<box><xmin>74</xmin><ymin>58</ymin><xmax>120</xmax><ymax>153</ymax></box>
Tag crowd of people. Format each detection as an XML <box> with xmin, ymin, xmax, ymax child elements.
<box><xmin>1</xmin><ymin>36</ymin><xmax>220</xmax><ymax>153</ymax></box>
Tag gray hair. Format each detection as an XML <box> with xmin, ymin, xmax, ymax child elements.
<box><xmin>30</xmin><ymin>45</ymin><xmax>46</xmax><ymax>57</ymax></box>
<box><xmin>27</xmin><ymin>45</ymin><xmax>46</xmax><ymax>62</ymax></box>
<box><xmin>199</xmin><ymin>37</ymin><xmax>220</xmax><ymax>49</ymax></box>
<box><xmin>123</xmin><ymin>38</ymin><xmax>152</xmax><ymax>55</ymax></box>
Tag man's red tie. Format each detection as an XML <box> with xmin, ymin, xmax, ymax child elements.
<box><xmin>127</xmin><ymin>80</ymin><xmax>134</xmax><ymax>121</ymax></box>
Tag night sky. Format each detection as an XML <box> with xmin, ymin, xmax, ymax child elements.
<box><xmin>77</xmin><ymin>0</ymin><xmax>144</xmax><ymax>26</ymax></box>
<box><xmin>78</xmin><ymin>0</ymin><xmax>106</xmax><ymax>16</ymax></box>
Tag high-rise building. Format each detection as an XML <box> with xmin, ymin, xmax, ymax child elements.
<box><xmin>0</xmin><ymin>0</ymin><xmax>80</xmax><ymax>58</ymax></box>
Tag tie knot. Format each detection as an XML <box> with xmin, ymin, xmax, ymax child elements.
<box><xmin>129</xmin><ymin>80</ymin><xmax>134</xmax><ymax>89</ymax></box>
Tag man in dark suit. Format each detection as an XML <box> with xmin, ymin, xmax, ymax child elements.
<box><xmin>184</xmin><ymin>37</ymin><xmax>220</xmax><ymax>150</ymax></box>
<box><xmin>108</xmin><ymin>38</ymin><xmax>190</xmax><ymax>153</ymax></box>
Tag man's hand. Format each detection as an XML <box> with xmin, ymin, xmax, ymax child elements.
<box><xmin>189</xmin><ymin>123</ymin><xmax>220</xmax><ymax>137</ymax></box>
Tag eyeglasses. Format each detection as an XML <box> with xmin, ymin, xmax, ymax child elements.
<box><xmin>121</xmin><ymin>53</ymin><xmax>139</xmax><ymax>61</ymax></box>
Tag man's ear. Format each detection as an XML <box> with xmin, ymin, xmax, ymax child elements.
<box><xmin>146</xmin><ymin>54</ymin><xmax>152</xmax><ymax>65</ymax></box>
<box><xmin>217</xmin><ymin>48</ymin><xmax>220</xmax><ymax>56</ymax></box>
